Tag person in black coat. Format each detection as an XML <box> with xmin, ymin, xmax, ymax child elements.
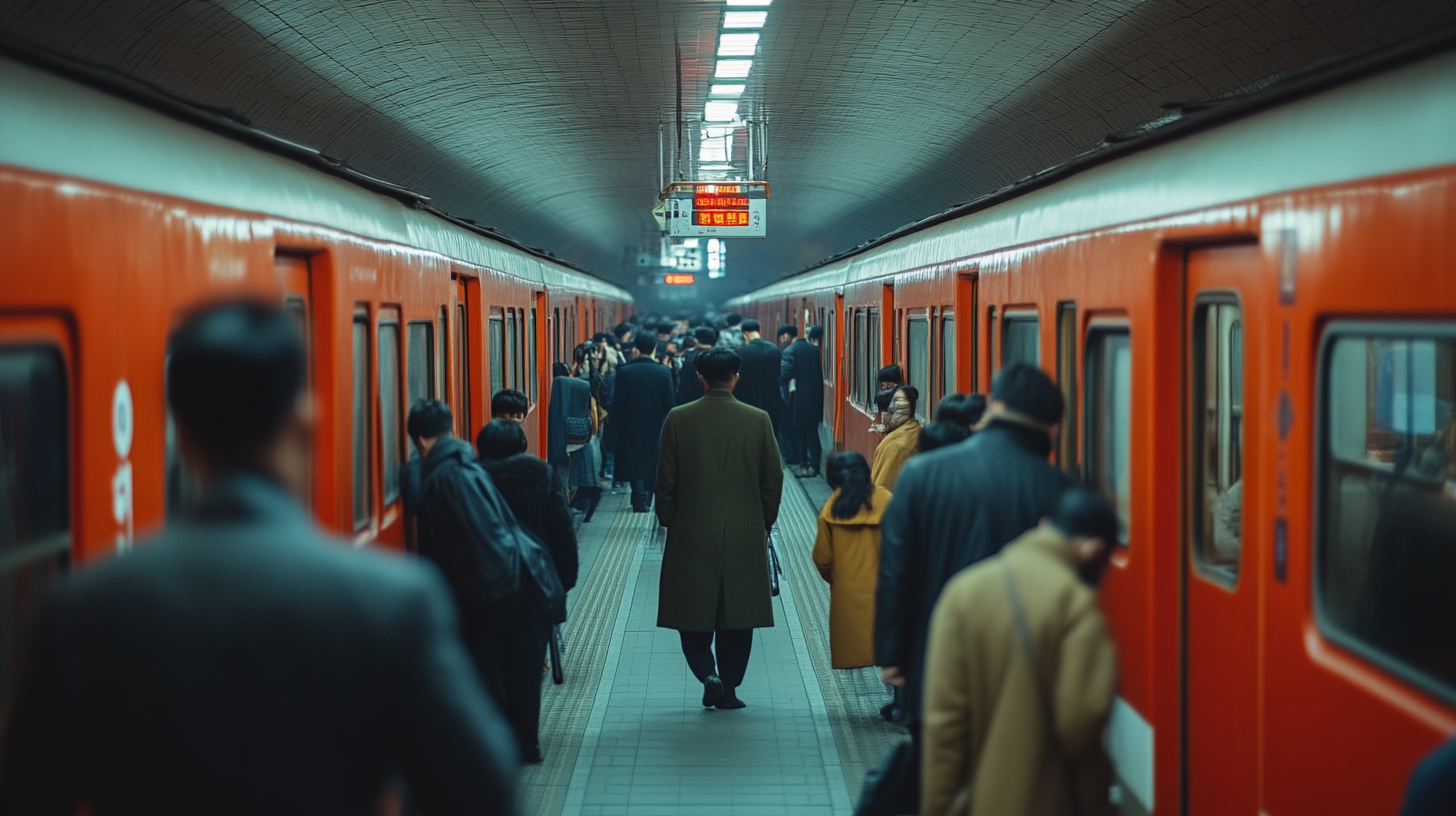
<box><xmin>606</xmin><ymin>333</ymin><xmax>677</xmax><ymax>512</ymax></box>
<box><xmin>0</xmin><ymin>302</ymin><xmax>519</xmax><ymax>816</ymax></box>
<box><xmin>411</xmin><ymin>399</ymin><xmax>564</xmax><ymax>764</ymax></box>
<box><xmin>676</xmin><ymin>326</ymin><xmax>719</xmax><ymax>405</ymax></box>
<box><xmin>477</xmin><ymin>419</ymin><xmax>579</xmax><ymax>592</ymax></box>
<box><xmin>735</xmin><ymin>319</ymin><xmax>785</xmax><ymax>443</ymax></box>
<box><xmin>779</xmin><ymin>325</ymin><xmax>826</xmax><ymax>477</ymax></box>
<box><xmin>875</xmin><ymin>363</ymin><xmax>1074</xmax><ymax>734</ymax></box>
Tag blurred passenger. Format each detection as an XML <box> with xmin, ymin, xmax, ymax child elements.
<box><xmin>477</xmin><ymin>420</ymin><xmax>578</xmax><ymax>598</ymax></box>
<box><xmin>592</xmin><ymin>333</ymin><xmax>623</xmax><ymax>481</ymax></box>
<box><xmin>654</xmin><ymin>322</ymin><xmax>672</xmax><ymax>360</ymax></box>
<box><xmin>717</xmin><ymin>312</ymin><xmax>745</xmax><ymax>348</ymax></box>
<box><xmin>933</xmin><ymin>392</ymin><xmax>988</xmax><ymax>431</ymax></box>
<box><xmin>871</xmin><ymin>363</ymin><xmax>1072</xmax><ymax>811</ymax></box>
<box><xmin>921</xmin><ymin>488</ymin><xmax>1120</xmax><ymax>816</ymax></box>
<box><xmin>606</xmin><ymin>333</ymin><xmax>676</xmax><ymax>512</ymax></box>
<box><xmin>777</xmin><ymin>323</ymin><xmax>798</xmax><ymax>348</ymax></box>
<box><xmin>781</xmin><ymin>325</ymin><xmax>826</xmax><ymax>478</ymax></box>
<box><xmin>871</xmin><ymin>385</ymin><xmax>922</xmax><ymax>491</ymax></box>
<box><xmin>492</xmin><ymin>388</ymin><xmax>529</xmax><ymax>424</ymax></box>
<box><xmin>735</xmin><ymin>319</ymin><xmax>786</xmax><ymax>450</ymax></box>
<box><xmin>549</xmin><ymin>361</ymin><xmax>600</xmax><ymax>521</ymax></box>
<box><xmin>917</xmin><ymin>419</ymin><xmax>971</xmax><ymax>454</ymax></box>
<box><xmin>613</xmin><ymin>322</ymin><xmax>634</xmax><ymax>352</ymax></box>
<box><xmin>869</xmin><ymin>365</ymin><xmax>905</xmax><ymax>433</ymax></box>
<box><xmin>0</xmin><ymin>302</ymin><xmax>519</xmax><ymax>815</ymax></box>
<box><xmin>410</xmin><ymin>398</ymin><xmax>566</xmax><ymax>765</ymax></box>
<box><xmin>677</xmin><ymin>326</ymin><xmax>719</xmax><ymax>405</ymax></box>
<box><xmin>1399</xmin><ymin>736</ymin><xmax>1456</xmax><ymax>816</ymax></box>
<box><xmin>655</xmin><ymin>349</ymin><xmax>784</xmax><ymax>710</ymax></box>
<box><xmin>812</xmin><ymin>451</ymin><xmax>891</xmax><ymax>670</ymax></box>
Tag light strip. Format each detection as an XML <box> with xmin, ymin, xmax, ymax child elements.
<box><xmin>718</xmin><ymin>33</ymin><xmax>760</xmax><ymax>56</ymax></box>
<box><xmin>714</xmin><ymin>59</ymin><xmax>752</xmax><ymax>78</ymax></box>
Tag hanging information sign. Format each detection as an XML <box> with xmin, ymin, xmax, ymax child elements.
<box><xmin>661</xmin><ymin>181</ymin><xmax>768</xmax><ymax>237</ymax></box>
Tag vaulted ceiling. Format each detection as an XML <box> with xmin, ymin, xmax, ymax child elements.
<box><xmin>4</xmin><ymin>0</ymin><xmax>1454</xmax><ymax>302</ymax></box>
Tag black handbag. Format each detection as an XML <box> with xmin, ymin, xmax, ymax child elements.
<box><xmin>854</xmin><ymin>739</ymin><xmax>919</xmax><ymax>816</ymax></box>
<box><xmin>565</xmin><ymin>415</ymin><xmax>592</xmax><ymax>445</ymax></box>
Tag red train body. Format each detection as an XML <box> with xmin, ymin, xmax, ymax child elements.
<box><xmin>733</xmin><ymin>46</ymin><xmax>1456</xmax><ymax>815</ymax></box>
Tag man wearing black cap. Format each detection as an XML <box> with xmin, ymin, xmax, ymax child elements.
<box><xmin>869</xmin><ymin>362</ymin><xmax>1073</xmax><ymax>808</ymax></box>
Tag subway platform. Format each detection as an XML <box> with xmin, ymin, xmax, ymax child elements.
<box><xmin>518</xmin><ymin>470</ymin><xmax>900</xmax><ymax>816</ymax></box>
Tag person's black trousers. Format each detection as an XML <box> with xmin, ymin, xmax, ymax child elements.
<box><xmin>630</xmin><ymin>479</ymin><xmax>652</xmax><ymax>511</ymax></box>
<box><xmin>679</xmin><ymin>629</ymin><xmax>754</xmax><ymax>690</ymax></box>
<box><xmin>463</xmin><ymin>616</ymin><xmax>552</xmax><ymax>752</ymax></box>
<box><xmin>794</xmin><ymin>418</ymin><xmax>823</xmax><ymax>472</ymax></box>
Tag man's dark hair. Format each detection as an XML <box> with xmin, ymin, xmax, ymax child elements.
<box><xmin>167</xmin><ymin>300</ymin><xmax>305</xmax><ymax>459</ymax></box>
<box><xmin>1050</xmin><ymin>488</ymin><xmax>1121</xmax><ymax>546</ymax></box>
<box><xmin>693</xmin><ymin>326</ymin><xmax>719</xmax><ymax>347</ymax></box>
<box><xmin>934</xmin><ymin>393</ymin><xmax>987</xmax><ymax>428</ymax></box>
<box><xmin>613</xmin><ymin>322</ymin><xmax>632</xmax><ymax>338</ymax></box>
<box><xmin>876</xmin><ymin>365</ymin><xmax>903</xmax><ymax>386</ymax></box>
<box><xmin>552</xmin><ymin>361</ymin><xmax>572</xmax><ymax>378</ymax></box>
<box><xmin>592</xmin><ymin>332</ymin><xmax>612</xmax><ymax>344</ymax></box>
<box><xmin>476</xmin><ymin>419</ymin><xmax>528</xmax><ymax>460</ymax></box>
<box><xmin>992</xmin><ymin>362</ymin><xmax>1064</xmax><ymax>425</ymax></box>
<box><xmin>491</xmin><ymin>388</ymin><xmax>528</xmax><ymax>417</ymax></box>
<box><xmin>695</xmin><ymin>348</ymin><xmax>741</xmax><ymax>386</ymax></box>
<box><xmin>725</xmin><ymin>313</ymin><xmax>742</xmax><ymax>327</ymax></box>
<box><xmin>741</xmin><ymin>318</ymin><xmax>761</xmax><ymax>333</ymax></box>
<box><xmin>656</xmin><ymin>323</ymin><xmax>673</xmax><ymax>337</ymax></box>
<box><xmin>408</xmin><ymin>398</ymin><xmax>453</xmax><ymax>440</ymax></box>
<box><xmin>633</xmin><ymin>334</ymin><xmax>658</xmax><ymax>355</ymax></box>
<box><xmin>778</xmin><ymin>325</ymin><xmax>798</xmax><ymax>339</ymax></box>
<box><xmin>917</xmin><ymin>420</ymin><xmax>971</xmax><ymax>453</ymax></box>
<box><xmin>807</xmin><ymin>325</ymin><xmax>823</xmax><ymax>341</ymax></box>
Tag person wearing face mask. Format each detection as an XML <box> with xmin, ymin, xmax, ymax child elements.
<box><xmin>868</xmin><ymin>365</ymin><xmax>905</xmax><ymax>434</ymax></box>
<box><xmin>870</xmin><ymin>385</ymin><xmax>921</xmax><ymax>492</ymax></box>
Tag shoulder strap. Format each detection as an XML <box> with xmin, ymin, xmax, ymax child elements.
<box><xmin>1000</xmin><ymin>561</ymin><xmax>1083</xmax><ymax>816</ymax></box>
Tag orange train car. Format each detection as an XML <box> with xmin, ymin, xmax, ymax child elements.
<box><xmin>0</xmin><ymin>53</ymin><xmax>629</xmax><ymax>701</ymax></box>
<box><xmin>732</xmin><ymin>39</ymin><xmax>1456</xmax><ymax>816</ymax></box>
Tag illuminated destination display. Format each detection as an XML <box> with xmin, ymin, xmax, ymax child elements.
<box><xmin>663</xmin><ymin>273</ymin><xmax>696</xmax><ymax>285</ymax></box>
<box><xmin>661</xmin><ymin>181</ymin><xmax>767</xmax><ymax>238</ymax></box>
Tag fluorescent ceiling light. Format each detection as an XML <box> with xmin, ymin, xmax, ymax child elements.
<box><xmin>726</xmin><ymin>0</ymin><xmax>770</xmax><ymax>6</ymax></box>
<box><xmin>710</xmin><ymin>84</ymin><xmax>746</xmax><ymax>97</ymax></box>
<box><xmin>718</xmin><ymin>33</ymin><xmax>760</xmax><ymax>56</ymax></box>
<box><xmin>704</xmin><ymin>101</ymin><xmax>739</xmax><ymax>122</ymax></box>
<box><xmin>723</xmin><ymin>11</ymin><xmax>767</xmax><ymax>28</ymax></box>
<box><xmin>715</xmin><ymin>59</ymin><xmax>752</xmax><ymax>78</ymax></box>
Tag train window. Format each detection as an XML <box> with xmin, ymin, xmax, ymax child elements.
<box><xmin>1085</xmin><ymin>328</ymin><xmax>1131</xmax><ymax>543</ymax></box>
<box><xmin>1056</xmin><ymin>303</ymin><xmax>1078</xmax><ymax>473</ymax></box>
<box><xmin>941</xmin><ymin>313</ymin><xmax>955</xmax><ymax>399</ymax></box>
<box><xmin>1192</xmin><ymin>300</ymin><xmax>1243</xmax><ymax>580</ymax></box>
<box><xmin>1003</xmin><ymin>311</ymin><xmax>1040</xmax><ymax>369</ymax></box>
<box><xmin>0</xmin><ymin>344</ymin><xmax>70</xmax><ymax>702</ymax></box>
<box><xmin>456</xmin><ymin>304</ymin><xmax>471</xmax><ymax>439</ymax></box>
<box><xmin>867</xmin><ymin>309</ymin><xmax>881</xmax><ymax>405</ymax></box>
<box><xmin>352</xmin><ymin>311</ymin><xmax>372</xmax><ymax>531</ymax></box>
<box><xmin>407</xmin><ymin>322</ymin><xmax>434</xmax><ymax>408</ymax></box>
<box><xmin>489</xmin><ymin>314</ymin><xmax>505</xmax><ymax>397</ymax></box>
<box><xmin>437</xmin><ymin>308</ymin><xmax>447</xmax><ymax>401</ymax></box>
<box><xmin>855</xmin><ymin>310</ymin><xmax>868</xmax><ymax>406</ymax></box>
<box><xmin>378</xmin><ymin>319</ymin><xmax>402</xmax><ymax>505</ymax></box>
<box><xmin>907</xmin><ymin>316</ymin><xmax>930</xmax><ymax>421</ymax></box>
<box><xmin>1319</xmin><ymin>328</ymin><xmax>1456</xmax><ymax>699</ymax></box>
<box><xmin>505</xmin><ymin>311</ymin><xmax>517</xmax><ymax>388</ymax></box>
<box><xmin>528</xmin><ymin>307</ymin><xmax>538</xmax><ymax>402</ymax></box>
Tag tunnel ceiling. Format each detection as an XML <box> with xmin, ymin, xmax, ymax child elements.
<box><xmin>4</xmin><ymin>1</ymin><xmax>1454</xmax><ymax>296</ymax></box>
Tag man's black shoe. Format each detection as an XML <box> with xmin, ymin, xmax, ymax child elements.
<box><xmin>702</xmin><ymin>674</ymin><xmax>725</xmax><ymax>708</ymax></box>
<box><xmin>716</xmin><ymin>691</ymin><xmax>746</xmax><ymax>710</ymax></box>
<box><xmin>521</xmin><ymin>744</ymin><xmax>544</xmax><ymax>764</ymax></box>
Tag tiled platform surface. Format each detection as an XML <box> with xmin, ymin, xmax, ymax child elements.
<box><xmin>520</xmin><ymin>468</ymin><xmax>904</xmax><ymax>816</ymax></box>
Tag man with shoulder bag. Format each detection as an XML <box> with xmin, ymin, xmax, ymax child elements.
<box><xmin>409</xmin><ymin>399</ymin><xmax>567</xmax><ymax>764</ymax></box>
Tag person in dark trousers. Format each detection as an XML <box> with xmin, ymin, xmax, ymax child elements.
<box><xmin>606</xmin><ymin>333</ymin><xmax>676</xmax><ymax>512</ymax></box>
<box><xmin>735</xmin><ymin>319</ymin><xmax>785</xmax><ymax>447</ymax></box>
<box><xmin>655</xmin><ymin>348</ymin><xmax>784</xmax><ymax>709</ymax></box>
<box><xmin>780</xmin><ymin>324</ymin><xmax>825</xmax><ymax>477</ymax></box>
<box><xmin>676</xmin><ymin>326</ymin><xmax>719</xmax><ymax>404</ymax></box>
<box><xmin>548</xmin><ymin>361</ymin><xmax>599</xmax><ymax>519</ymax></box>
<box><xmin>410</xmin><ymin>399</ymin><xmax>562</xmax><ymax>764</ymax></box>
<box><xmin>477</xmin><ymin>420</ymin><xmax>579</xmax><ymax>595</ymax></box>
<box><xmin>871</xmin><ymin>363</ymin><xmax>1073</xmax><ymax>810</ymax></box>
<box><xmin>0</xmin><ymin>302</ymin><xmax>519</xmax><ymax>816</ymax></box>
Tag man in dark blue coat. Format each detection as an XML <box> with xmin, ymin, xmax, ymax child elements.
<box><xmin>734</xmin><ymin>319</ymin><xmax>785</xmax><ymax>446</ymax></box>
<box><xmin>0</xmin><ymin>302</ymin><xmax>518</xmax><ymax>816</ymax></box>
<box><xmin>607</xmin><ymin>333</ymin><xmax>676</xmax><ymax>512</ymax></box>
<box><xmin>779</xmin><ymin>325</ymin><xmax>825</xmax><ymax>477</ymax></box>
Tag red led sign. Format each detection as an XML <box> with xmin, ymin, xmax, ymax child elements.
<box><xmin>696</xmin><ymin>211</ymin><xmax>751</xmax><ymax>227</ymax></box>
<box><xmin>694</xmin><ymin>196</ymin><xmax>750</xmax><ymax>209</ymax></box>
<box><xmin>663</xmin><ymin>273</ymin><xmax>696</xmax><ymax>285</ymax></box>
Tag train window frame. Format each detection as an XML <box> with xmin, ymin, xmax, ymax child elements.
<box><xmin>506</xmin><ymin>310</ymin><xmax>518</xmax><ymax>389</ymax></box>
<box><xmin>867</xmin><ymin>308</ymin><xmax>881</xmax><ymax>409</ymax></box>
<box><xmin>1083</xmin><ymin>320</ymin><xmax>1132</xmax><ymax>546</ymax></box>
<box><xmin>1002</xmin><ymin>309</ymin><xmax>1040</xmax><ymax>370</ymax></box>
<box><xmin>940</xmin><ymin>310</ymin><xmax>955</xmax><ymax>403</ymax></box>
<box><xmin>826</xmin><ymin>308</ymin><xmax>836</xmax><ymax>386</ymax></box>
<box><xmin>377</xmin><ymin>314</ymin><xmax>403</xmax><ymax>506</ymax></box>
<box><xmin>907</xmin><ymin>314</ymin><xmax>930</xmax><ymax>421</ymax></box>
<box><xmin>855</xmin><ymin>309</ymin><xmax>868</xmax><ymax>407</ymax></box>
<box><xmin>1056</xmin><ymin>303</ymin><xmax>1079</xmax><ymax>473</ymax></box>
<box><xmin>528</xmin><ymin>306</ymin><xmax>538</xmax><ymax>403</ymax></box>
<box><xmin>351</xmin><ymin>307</ymin><xmax>373</xmax><ymax>532</ymax></box>
<box><xmin>1315</xmin><ymin>320</ymin><xmax>1456</xmax><ymax>706</ymax></box>
<box><xmin>437</xmin><ymin>308</ymin><xmax>447</xmax><ymax>402</ymax></box>
<box><xmin>406</xmin><ymin>321</ymin><xmax>434</xmax><ymax>415</ymax></box>
<box><xmin>488</xmin><ymin>312</ymin><xmax>505</xmax><ymax>397</ymax></box>
<box><xmin>988</xmin><ymin>307</ymin><xmax>999</xmax><ymax>377</ymax></box>
<box><xmin>1190</xmin><ymin>294</ymin><xmax>1244</xmax><ymax>587</ymax></box>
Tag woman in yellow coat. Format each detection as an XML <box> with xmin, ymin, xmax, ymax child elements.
<box><xmin>812</xmin><ymin>452</ymin><xmax>893</xmax><ymax>669</ymax></box>
<box><xmin>870</xmin><ymin>385</ymin><xmax>921</xmax><ymax>491</ymax></box>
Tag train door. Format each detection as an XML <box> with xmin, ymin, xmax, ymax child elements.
<box><xmin>1182</xmin><ymin>243</ymin><xmax>1258</xmax><ymax>816</ymax></box>
<box><xmin>277</xmin><ymin>255</ymin><xmax>315</xmax><ymax>508</ymax></box>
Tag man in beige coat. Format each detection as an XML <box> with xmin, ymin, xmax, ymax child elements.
<box><xmin>655</xmin><ymin>347</ymin><xmax>784</xmax><ymax>710</ymax></box>
<box><xmin>922</xmin><ymin>488</ymin><xmax>1121</xmax><ymax>816</ymax></box>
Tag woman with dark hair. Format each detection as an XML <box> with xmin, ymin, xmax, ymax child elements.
<box><xmin>917</xmin><ymin>419</ymin><xmax>971</xmax><ymax>453</ymax></box>
<box><xmin>549</xmin><ymin>360</ymin><xmax>602</xmax><ymax>521</ymax></box>
<box><xmin>811</xmin><ymin>451</ymin><xmax>892</xmax><ymax>669</ymax></box>
<box><xmin>870</xmin><ymin>385</ymin><xmax>921</xmax><ymax>491</ymax></box>
<box><xmin>934</xmin><ymin>392</ymin><xmax>988</xmax><ymax>430</ymax></box>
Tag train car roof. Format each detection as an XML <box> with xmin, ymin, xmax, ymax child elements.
<box><xmin>730</xmin><ymin>42</ymin><xmax>1456</xmax><ymax>305</ymax></box>
<box><xmin>0</xmin><ymin>55</ymin><xmax>631</xmax><ymax>303</ymax></box>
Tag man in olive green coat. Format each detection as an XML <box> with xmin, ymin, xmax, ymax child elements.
<box><xmin>655</xmin><ymin>347</ymin><xmax>784</xmax><ymax>710</ymax></box>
